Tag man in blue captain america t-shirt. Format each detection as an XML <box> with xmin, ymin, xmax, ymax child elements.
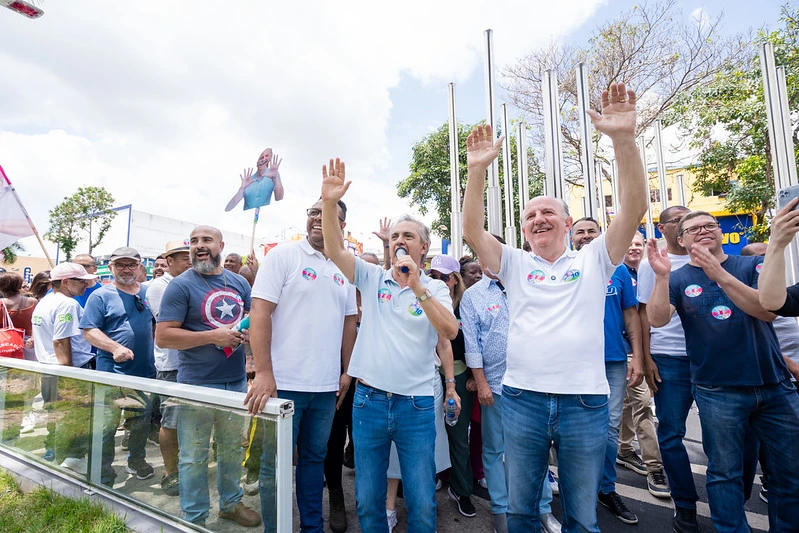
<box><xmin>647</xmin><ymin>211</ymin><xmax>799</xmax><ymax>533</ymax></box>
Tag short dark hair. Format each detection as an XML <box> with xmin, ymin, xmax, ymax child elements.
<box><xmin>678</xmin><ymin>211</ymin><xmax>718</xmax><ymax>236</ymax></box>
<box><xmin>156</xmin><ymin>255</ymin><xmax>165</xmax><ymax>261</ymax></box>
<box><xmin>316</xmin><ymin>197</ymin><xmax>347</xmax><ymax>221</ymax></box>
<box><xmin>658</xmin><ymin>206</ymin><xmax>690</xmax><ymax>224</ymax></box>
<box><xmin>0</xmin><ymin>272</ymin><xmax>23</xmax><ymax>296</ymax></box>
<box><xmin>573</xmin><ymin>217</ymin><xmax>600</xmax><ymax>228</ymax></box>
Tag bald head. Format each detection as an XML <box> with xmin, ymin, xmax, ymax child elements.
<box><xmin>740</xmin><ymin>242</ymin><xmax>768</xmax><ymax>257</ymax></box>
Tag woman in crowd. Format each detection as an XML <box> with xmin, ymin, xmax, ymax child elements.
<box><xmin>0</xmin><ymin>271</ymin><xmax>38</xmax><ymax>360</ymax></box>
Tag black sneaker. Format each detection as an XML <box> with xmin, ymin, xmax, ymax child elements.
<box><xmin>598</xmin><ymin>491</ymin><xmax>638</xmax><ymax>524</ymax></box>
<box><xmin>343</xmin><ymin>442</ymin><xmax>354</xmax><ymax>470</ymax></box>
<box><xmin>673</xmin><ymin>507</ymin><xmax>699</xmax><ymax>533</ymax></box>
<box><xmin>448</xmin><ymin>486</ymin><xmax>477</xmax><ymax>518</ymax></box>
<box><xmin>125</xmin><ymin>458</ymin><xmax>155</xmax><ymax>480</ymax></box>
<box><xmin>647</xmin><ymin>469</ymin><xmax>671</xmax><ymax>498</ymax></box>
<box><xmin>616</xmin><ymin>450</ymin><xmax>647</xmax><ymax>476</ymax></box>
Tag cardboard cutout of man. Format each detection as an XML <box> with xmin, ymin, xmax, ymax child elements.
<box><xmin>225</xmin><ymin>148</ymin><xmax>284</xmax><ymax>212</ymax></box>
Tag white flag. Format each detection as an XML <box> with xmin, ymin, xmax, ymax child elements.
<box><xmin>0</xmin><ymin>172</ymin><xmax>35</xmax><ymax>251</ymax></box>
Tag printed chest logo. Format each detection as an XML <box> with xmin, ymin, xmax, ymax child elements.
<box><xmin>563</xmin><ymin>269</ymin><xmax>581</xmax><ymax>283</ymax></box>
<box><xmin>377</xmin><ymin>288</ymin><xmax>392</xmax><ymax>303</ymax></box>
<box><xmin>711</xmin><ymin>305</ymin><xmax>732</xmax><ymax>320</ymax></box>
<box><xmin>606</xmin><ymin>279</ymin><xmax>618</xmax><ymax>296</ymax></box>
<box><xmin>527</xmin><ymin>269</ymin><xmax>546</xmax><ymax>284</ymax></box>
<box><xmin>756</xmin><ymin>263</ymin><xmax>762</xmax><ymax>273</ymax></box>
<box><xmin>487</xmin><ymin>303</ymin><xmax>501</xmax><ymax>313</ymax></box>
<box><xmin>201</xmin><ymin>289</ymin><xmax>245</xmax><ymax>328</ymax></box>
<box><xmin>332</xmin><ymin>273</ymin><xmax>345</xmax><ymax>286</ymax></box>
<box><xmin>57</xmin><ymin>313</ymin><xmax>74</xmax><ymax>323</ymax></box>
<box><xmin>32</xmin><ymin>315</ymin><xmax>43</xmax><ymax>326</ymax></box>
<box><xmin>301</xmin><ymin>267</ymin><xmax>317</xmax><ymax>281</ymax></box>
<box><xmin>632</xmin><ymin>279</ymin><xmax>637</xmax><ymax>287</ymax></box>
<box><xmin>408</xmin><ymin>301</ymin><xmax>424</xmax><ymax>317</ymax></box>
<box><xmin>685</xmin><ymin>284</ymin><xmax>702</xmax><ymax>298</ymax></box>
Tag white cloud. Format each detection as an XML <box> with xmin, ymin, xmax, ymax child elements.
<box><xmin>1</xmin><ymin>0</ymin><xmax>606</xmax><ymax>259</ymax></box>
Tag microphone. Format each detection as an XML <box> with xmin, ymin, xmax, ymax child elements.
<box><xmin>395</xmin><ymin>247</ymin><xmax>410</xmax><ymax>273</ymax></box>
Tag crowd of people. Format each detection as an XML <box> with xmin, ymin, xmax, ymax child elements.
<box><xmin>2</xmin><ymin>81</ymin><xmax>799</xmax><ymax>533</ymax></box>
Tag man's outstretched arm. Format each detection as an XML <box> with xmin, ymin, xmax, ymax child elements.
<box><xmin>320</xmin><ymin>158</ymin><xmax>356</xmax><ymax>282</ymax></box>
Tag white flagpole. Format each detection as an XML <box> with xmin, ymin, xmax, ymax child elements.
<box><xmin>0</xmin><ymin>165</ymin><xmax>55</xmax><ymax>267</ymax></box>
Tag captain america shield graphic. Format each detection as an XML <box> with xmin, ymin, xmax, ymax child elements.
<box><xmin>201</xmin><ymin>289</ymin><xmax>245</xmax><ymax>328</ymax></box>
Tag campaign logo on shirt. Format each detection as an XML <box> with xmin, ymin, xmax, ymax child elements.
<box><xmin>756</xmin><ymin>263</ymin><xmax>762</xmax><ymax>273</ymax></box>
<box><xmin>563</xmin><ymin>269</ymin><xmax>581</xmax><ymax>283</ymax></box>
<box><xmin>711</xmin><ymin>305</ymin><xmax>732</xmax><ymax>320</ymax></box>
<box><xmin>684</xmin><ymin>284</ymin><xmax>703</xmax><ymax>298</ymax></box>
<box><xmin>487</xmin><ymin>303</ymin><xmax>501</xmax><ymax>313</ymax></box>
<box><xmin>31</xmin><ymin>315</ymin><xmax>43</xmax><ymax>326</ymax></box>
<box><xmin>57</xmin><ymin>313</ymin><xmax>74</xmax><ymax>323</ymax></box>
<box><xmin>201</xmin><ymin>289</ymin><xmax>245</xmax><ymax>328</ymax></box>
<box><xmin>332</xmin><ymin>273</ymin><xmax>345</xmax><ymax>286</ymax></box>
<box><xmin>527</xmin><ymin>269</ymin><xmax>546</xmax><ymax>284</ymax></box>
<box><xmin>408</xmin><ymin>301</ymin><xmax>423</xmax><ymax>317</ymax></box>
<box><xmin>377</xmin><ymin>288</ymin><xmax>392</xmax><ymax>303</ymax></box>
<box><xmin>632</xmin><ymin>279</ymin><xmax>637</xmax><ymax>287</ymax></box>
<box><xmin>301</xmin><ymin>267</ymin><xmax>317</xmax><ymax>281</ymax></box>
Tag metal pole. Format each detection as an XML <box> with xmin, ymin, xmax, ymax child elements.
<box><xmin>611</xmin><ymin>159</ymin><xmax>620</xmax><ymax>214</ymax></box>
<box><xmin>501</xmin><ymin>104</ymin><xmax>517</xmax><ymax>247</ymax></box>
<box><xmin>654</xmin><ymin>119</ymin><xmax>669</xmax><ymax>212</ymax></box>
<box><xmin>447</xmin><ymin>83</ymin><xmax>463</xmax><ymax>259</ymax></box>
<box><xmin>542</xmin><ymin>69</ymin><xmax>564</xmax><ymax>199</ymax></box>
<box><xmin>676</xmin><ymin>173</ymin><xmax>686</xmax><ymax>206</ymax></box>
<box><xmin>517</xmin><ymin>122</ymin><xmax>530</xmax><ymax>210</ymax></box>
<box><xmin>596</xmin><ymin>160</ymin><xmax>608</xmax><ymax>229</ymax></box>
<box><xmin>639</xmin><ymin>138</ymin><xmax>655</xmax><ymax>239</ymax></box>
<box><xmin>484</xmin><ymin>29</ymin><xmax>502</xmax><ymax>234</ymax></box>
<box><xmin>576</xmin><ymin>63</ymin><xmax>597</xmax><ymax>219</ymax></box>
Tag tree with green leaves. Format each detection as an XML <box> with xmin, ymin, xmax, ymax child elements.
<box><xmin>1</xmin><ymin>242</ymin><xmax>24</xmax><ymax>264</ymax></box>
<box><xmin>396</xmin><ymin>121</ymin><xmax>544</xmax><ymax>247</ymax></box>
<box><xmin>668</xmin><ymin>6</ymin><xmax>799</xmax><ymax>241</ymax></box>
<box><xmin>45</xmin><ymin>186</ymin><xmax>117</xmax><ymax>260</ymax></box>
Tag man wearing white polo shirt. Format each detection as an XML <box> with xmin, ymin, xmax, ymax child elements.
<box><xmin>245</xmin><ymin>199</ymin><xmax>357</xmax><ymax>533</ymax></box>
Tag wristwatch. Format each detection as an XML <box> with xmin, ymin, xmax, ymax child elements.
<box><xmin>417</xmin><ymin>288</ymin><xmax>433</xmax><ymax>302</ymax></box>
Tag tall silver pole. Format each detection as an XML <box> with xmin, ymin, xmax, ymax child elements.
<box><xmin>611</xmin><ymin>159</ymin><xmax>620</xmax><ymax>214</ymax></box>
<box><xmin>596</xmin><ymin>160</ymin><xmax>608</xmax><ymax>229</ymax></box>
<box><xmin>676</xmin><ymin>173</ymin><xmax>686</xmax><ymax>206</ymax></box>
<box><xmin>447</xmin><ymin>82</ymin><xmax>463</xmax><ymax>259</ymax></box>
<box><xmin>639</xmin><ymin>138</ymin><xmax>655</xmax><ymax>239</ymax></box>
<box><xmin>484</xmin><ymin>29</ymin><xmax>502</xmax><ymax>234</ymax></box>
<box><xmin>517</xmin><ymin>122</ymin><xmax>530</xmax><ymax>209</ymax></box>
<box><xmin>576</xmin><ymin>63</ymin><xmax>597</xmax><ymax>219</ymax></box>
<box><xmin>654</xmin><ymin>119</ymin><xmax>669</xmax><ymax>212</ymax></box>
<box><xmin>542</xmin><ymin>69</ymin><xmax>564</xmax><ymax>199</ymax></box>
<box><xmin>501</xmin><ymin>104</ymin><xmax>517</xmax><ymax>247</ymax></box>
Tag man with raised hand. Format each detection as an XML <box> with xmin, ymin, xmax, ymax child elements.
<box><xmin>462</xmin><ymin>83</ymin><xmax>647</xmax><ymax>533</ymax></box>
<box><xmin>647</xmin><ymin>211</ymin><xmax>799</xmax><ymax>532</ymax></box>
<box><xmin>315</xmin><ymin>158</ymin><xmax>459</xmax><ymax>533</ymax></box>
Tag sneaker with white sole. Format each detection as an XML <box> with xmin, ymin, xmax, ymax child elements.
<box><xmin>60</xmin><ymin>457</ymin><xmax>87</xmax><ymax>475</ymax></box>
<box><xmin>125</xmin><ymin>458</ymin><xmax>154</xmax><ymax>480</ymax></box>
<box><xmin>616</xmin><ymin>450</ymin><xmax>647</xmax><ymax>476</ymax></box>
<box><xmin>243</xmin><ymin>469</ymin><xmax>259</xmax><ymax>495</ymax></box>
<box><xmin>647</xmin><ymin>469</ymin><xmax>671</xmax><ymax>498</ymax></box>
<box><xmin>478</xmin><ymin>477</ymin><xmax>488</xmax><ymax>489</ymax></box>
<box><xmin>448</xmin><ymin>486</ymin><xmax>477</xmax><ymax>518</ymax></box>
<box><xmin>386</xmin><ymin>508</ymin><xmax>397</xmax><ymax>532</ymax></box>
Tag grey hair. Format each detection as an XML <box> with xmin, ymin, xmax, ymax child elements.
<box><xmin>524</xmin><ymin>196</ymin><xmax>570</xmax><ymax>219</ymax></box>
<box><xmin>390</xmin><ymin>215</ymin><xmax>431</xmax><ymax>247</ymax></box>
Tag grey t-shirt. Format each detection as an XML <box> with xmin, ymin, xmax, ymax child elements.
<box><xmin>637</xmin><ymin>254</ymin><xmax>691</xmax><ymax>357</ymax></box>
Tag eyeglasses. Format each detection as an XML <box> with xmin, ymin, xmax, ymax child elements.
<box><xmin>430</xmin><ymin>272</ymin><xmax>451</xmax><ymax>283</ymax></box>
<box><xmin>660</xmin><ymin>217</ymin><xmax>683</xmax><ymax>225</ymax></box>
<box><xmin>133</xmin><ymin>294</ymin><xmax>145</xmax><ymax>312</ymax></box>
<box><xmin>68</xmin><ymin>278</ymin><xmax>89</xmax><ymax>284</ymax></box>
<box><xmin>112</xmin><ymin>263</ymin><xmax>140</xmax><ymax>271</ymax></box>
<box><xmin>306</xmin><ymin>208</ymin><xmax>345</xmax><ymax>223</ymax></box>
<box><xmin>680</xmin><ymin>222</ymin><xmax>720</xmax><ymax>236</ymax></box>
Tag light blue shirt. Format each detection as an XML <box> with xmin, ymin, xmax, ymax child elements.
<box><xmin>346</xmin><ymin>257</ymin><xmax>453</xmax><ymax>396</ymax></box>
<box><xmin>242</xmin><ymin>172</ymin><xmax>279</xmax><ymax>211</ymax></box>
<box><xmin>460</xmin><ymin>276</ymin><xmax>509</xmax><ymax>395</ymax></box>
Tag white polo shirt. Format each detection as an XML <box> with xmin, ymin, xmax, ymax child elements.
<box><xmin>252</xmin><ymin>238</ymin><xmax>357</xmax><ymax>392</ymax></box>
<box><xmin>145</xmin><ymin>272</ymin><xmax>179</xmax><ymax>372</ymax></box>
<box><xmin>31</xmin><ymin>292</ymin><xmax>95</xmax><ymax>368</ymax></box>
<box><xmin>347</xmin><ymin>258</ymin><xmax>453</xmax><ymax>397</ymax></box>
<box><xmin>498</xmin><ymin>235</ymin><xmax>615</xmax><ymax>395</ymax></box>
<box><xmin>637</xmin><ymin>254</ymin><xmax>691</xmax><ymax>357</ymax></box>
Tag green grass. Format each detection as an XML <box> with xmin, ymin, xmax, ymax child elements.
<box><xmin>0</xmin><ymin>469</ymin><xmax>129</xmax><ymax>533</ymax></box>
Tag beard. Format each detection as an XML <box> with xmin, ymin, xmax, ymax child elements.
<box><xmin>192</xmin><ymin>251</ymin><xmax>221</xmax><ymax>274</ymax></box>
<box><xmin>114</xmin><ymin>273</ymin><xmax>138</xmax><ymax>285</ymax></box>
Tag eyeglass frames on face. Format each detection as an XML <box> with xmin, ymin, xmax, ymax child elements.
<box><xmin>112</xmin><ymin>263</ymin><xmax>140</xmax><ymax>271</ymax></box>
<box><xmin>306</xmin><ymin>208</ymin><xmax>345</xmax><ymax>223</ymax></box>
<box><xmin>680</xmin><ymin>222</ymin><xmax>720</xmax><ymax>236</ymax></box>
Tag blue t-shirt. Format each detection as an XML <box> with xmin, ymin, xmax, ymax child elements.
<box><xmin>669</xmin><ymin>255</ymin><xmax>789</xmax><ymax>386</ymax></box>
<box><xmin>604</xmin><ymin>264</ymin><xmax>638</xmax><ymax>362</ymax></box>
<box><xmin>74</xmin><ymin>281</ymin><xmax>102</xmax><ymax>308</ymax></box>
<box><xmin>158</xmin><ymin>269</ymin><xmax>251</xmax><ymax>385</ymax></box>
<box><xmin>242</xmin><ymin>172</ymin><xmax>279</xmax><ymax>211</ymax></box>
<box><xmin>79</xmin><ymin>284</ymin><xmax>155</xmax><ymax>378</ymax></box>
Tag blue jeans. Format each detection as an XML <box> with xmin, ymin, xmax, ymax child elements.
<box><xmin>482</xmin><ymin>393</ymin><xmax>553</xmax><ymax>516</ymax></box>
<box><xmin>259</xmin><ymin>390</ymin><xmax>336</xmax><ymax>533</ymax></box>
<box><xmin>101</xmin><ymin>390</ymin><xmax>151</xmax><ymax>483</ymax></box>
<box><xmin>177</xmin><ymin>379</ymin><xmax>248</xmax><ymax>524</ymax></box>
<box><xmin>651</xmin><ymin>354</ymin><xmax>699</xmax><ymax>510</ymax></box>
<box><xmin>601</xmin><ymin>361</ymin><xmax>628</xmax><ymax>493</ymax></box>
<box><xmin>694</xmin><ymin>380</ymin><xmax>799</xmax><ymax>533</ymax></box>
<box><xmin>352</xmin><ymin>383</ymin><xmax>436</xmax><ymax>533</ymax></box>
<box><xmin>502</xmin><ymin>386</ymin><xmax>607</xmax><ymax>533</ymax></box>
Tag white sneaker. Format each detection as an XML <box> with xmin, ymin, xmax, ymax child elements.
<box><xmin>20</xmin><ymin>414</ymin><xmax>35</xmax><ymax>434</ymax></box>
<box><xmin>478</xmin><ymin>477</ymin><xmax>488</xmax><ymax>489</ymax></box>
<box><xmin>386</xmin><ymin>508</ymin><xmax>397</xmax><ymax>532</ymax></box>
<box><xmin>60</xmin><ymin>457</ymin><xmax>88</xmax><ymax>475</ymax></box>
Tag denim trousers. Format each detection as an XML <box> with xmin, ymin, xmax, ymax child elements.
<box><xmin>482</xmin><ymin>393</ymin><xmax>553</xmax><ymax>516</ymax></box>
<box><xmin>502</xmin><ymin>386</ymin><xmax>607</xmax><ymax>533</ymax></box>
<box><xmin>177</xmin><ymin>379</ymin><xmax>248</xmax><ymax>524</ymax></box>
<box><xmin>601</xmin><ymin>361</ymin><xmax>628</xmax><ymax>494</ymax></box>
<box><xmin>102</xmin><ymin>389</ymin><xmax>151</xmax><ymax>483</ymax></box>
<box><xmin>694</xmin><ymin>380</ymin><xmax>799</xmax><ymax>533</ymax></box>
<box><xmin>651</xmin><ymin>354</ymin><xmax>699</xmax><ymax>510</ymax></box>
<box><xmin>259</xmin><ymin>390</ymin><xmax>336</xmax><ymax>533</ymax></box>
<box><xmin>352</xmin><ymin>383</ymin><xmax>436</xmax><ymax>533</ymax></box>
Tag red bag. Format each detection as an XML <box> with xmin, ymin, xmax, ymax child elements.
<box><xmin>0</xmin><ymin>300</ymin><xmax>25</xmax><ymax>359</ymax></box>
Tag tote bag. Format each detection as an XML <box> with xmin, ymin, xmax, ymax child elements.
<box><xmin>0</xmin><ymin>300</ymin><xmax>25</xmax><ymax>359</ymax></box>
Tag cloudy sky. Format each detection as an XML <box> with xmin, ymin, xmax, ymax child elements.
<box><xmin>0</xmin><ymin>0</ymin><xmax>787</xmax><ymax>259</ymax></box>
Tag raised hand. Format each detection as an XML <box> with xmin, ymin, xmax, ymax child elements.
<box><xmin>321</xmin><ymin>158</ymin><xmax>351</xmax><ymax>202</ymax></box>
<box><xmin>647</xmin><ymin>239</ymin><xmax>671</xmax><ymax>277</ymax></box>
<box><xmin>373</xmin><ymin>217</ymin><xmax>391</xmax><ymax>243</ymax></box>
<box><xmin>265</xmin><ymin>154</ymin><xmax>282</xmax><ymax>179</ymax></box>
<box><xmin>586</xmin><ymin>82</ymin><xmax>637</xmax><ymax>140</ymax></box>
<box><xmin>240</xmin><ymin>167</ymin><xmax>255</xmax><ymax>190</ymax></box>
<box><xmin>768</xmin><ymin>198</ymin><xmax>799</xmax><ymax>249</ymax></box>
<box><xmin>466</xmin><ymin>124</ymin><xmax>504</xmax><ymax>172</ymax></box>
<box><xmin>691</xmin><ymin>245</ymin><xmax>726</xmax><ymax>282</ymax></box>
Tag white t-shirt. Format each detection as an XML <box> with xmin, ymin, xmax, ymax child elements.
<box><xmin>637</xmin><ymin>254</ymin><xmax>691</xmax><ymax>357</ymax></box>
<box><xmin>251</xmin><ymin>239</ymin><xmax>357</xmax><ymax>392</ymax></box>
<box><xmin>498</xmin><ymin>234</ymin><xmax>615</xmax><ymax>395</ymax></box>
<box><xmin>31</xmin><ymin>292</ymin><xmax>94</xmax><ymax>368</ymax></box>
<box><xmin>773</xmin><ymin>315</ymin><xmax>799</xmax><ymax>381</ymax></box>
<box><xmin>145</xmin><ymin>272</ymin><xmax>179</xmax><ymax>372</ymax></box>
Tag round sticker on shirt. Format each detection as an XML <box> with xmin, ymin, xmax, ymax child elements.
<box><xmin>301</xmin><ymin>267</ymin><xmax>317</xmax><ymax>281</ymax></box>
<box><xmin>377</xmin><ymin>288</ymin><xmax>392</xmax><ymax>303</ymax></box>
<box><xmin>684</xmin><ymin>284</ymin><xmax>703</xmax><ymax>298</ymax></box>
<box><xmin>332</xmin><ymin>273</ymin><xmax>345</xmax><ymax>286</ymax></box>
<box><xmin>487</xmin><ymin>303</ymin><xmax>501</xmax><ymax>313</ymax></box>
<box><xmin>563</xmin><ymin>269</ymin><xmax>581</xmax><ymax>283</ymax></box>
<box><xmin>756</xmin><ymin>263</ymin><xmax>762</xmax><ymax>273</ymax></box>
<box><xmin>408</xmin><ymin>301</ymin><xmax>423</xmax><ymax>317</ymax></box>
<box><xmin>527</xmin><ymin>269</ymin><xmax>546</xmax><ymax>284</ymax></box>
<box><xmin>711</xmin><ymin>305</ymin><xmax>732</xmax><ymax>320</ymax></box>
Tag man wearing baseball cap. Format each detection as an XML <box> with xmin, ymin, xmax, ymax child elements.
<box><xmin>80</xmin><ymin>246</ymin><xmax>156</xmax><ymax>485</ymax></box>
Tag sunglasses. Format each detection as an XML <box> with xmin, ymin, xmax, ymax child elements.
<box><xmin>430</xmin><ymin>272</ymin><xmax>451</xmax><ymax>283</ymax></box>
<box><xmin>306</xmin><ymin>208</ymin><xmax>345</xmax><ymax>223</ymax></box>
<box><xmin>133</xmin><ymin>294</ymin><xmax>145</xmax><ymax>312</ymax></box>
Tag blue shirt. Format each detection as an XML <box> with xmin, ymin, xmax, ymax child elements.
<box><xmin>158</xmin><ymin>269</ymin><xmax>251</xmax><ymax>385</ymax></box>
<box><xmin>79</xmin><ymin>284</ymin><xmax>155</xmax><ymax>378</ymax></box>
<box><xmin>461</xmin><ymin>276</ymin><xmax>509</xmax><ymax>395</ymax></box>
<box><xmin>242</xmin><ymin>172</ymin><xmax>279</xmax><ymax>211</ymax></box>
<box><xmin>669</xmin><ymin>255</ymin><xmax>789</xmax><ymax>386</ymax></box>
<box><xmin>74</xmin><ymin>281</ymin><xmax>102</xmax><ymax>308</ymax></box>
<box><xmin>604</xmin><ymin>264</ymin><xmax>638</xmax><ymax>362</ymax></box>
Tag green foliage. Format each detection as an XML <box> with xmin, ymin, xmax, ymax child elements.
<box><xmin>45</xmin><ymin>186</ymin><xmax>117</xmax><ymax>260</ymax></box>
<box><xmin>2</xmin><ymin>242</ymin><xmax>24</xmax><ymax>264</ymax></box>
<box><xmin>397</xmin><ymin>121</ymin><xmax>544</xmax><ymax>246</ymax></box>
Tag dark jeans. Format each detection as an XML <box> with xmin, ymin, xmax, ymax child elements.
<box><xmin>102</xmin><ymin>390</ymin><xmax>152</xmax><ymax>483</ymax></box>
<box><xmin>443</xmin><ymin>370</ymin><xmax>474</xmax><ymax>498</ymax></box>
<box><xmin>324</xmin><ymin>382</ymin><xmax>354</xmax><ymax>490</ymax></box>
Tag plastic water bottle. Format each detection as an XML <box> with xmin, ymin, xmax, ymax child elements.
<box><xmin>445</xmin><ymin>398</ymin><xmax>458</xmax><ymax>427</ymax></box>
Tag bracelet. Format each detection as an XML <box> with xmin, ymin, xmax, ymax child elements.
<box><xmin>445</xmin><ymin>378</ymin><xmax>456</xmax><ymax>384</ymax></box>
<box><xmin>384</xmin><ymin>245</ymin><xmax>390</xmax><ymax>249</ymax></box>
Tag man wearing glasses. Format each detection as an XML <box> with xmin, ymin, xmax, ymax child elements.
<box><xmin>80</xmin><ymin>246</ymin><xmax>156</xmax><ymax>485</ymax></box>
<box><xmin>646</xmin><ymin>211</ymin><xmax>799</xmax><ymax>532</ymax></box>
